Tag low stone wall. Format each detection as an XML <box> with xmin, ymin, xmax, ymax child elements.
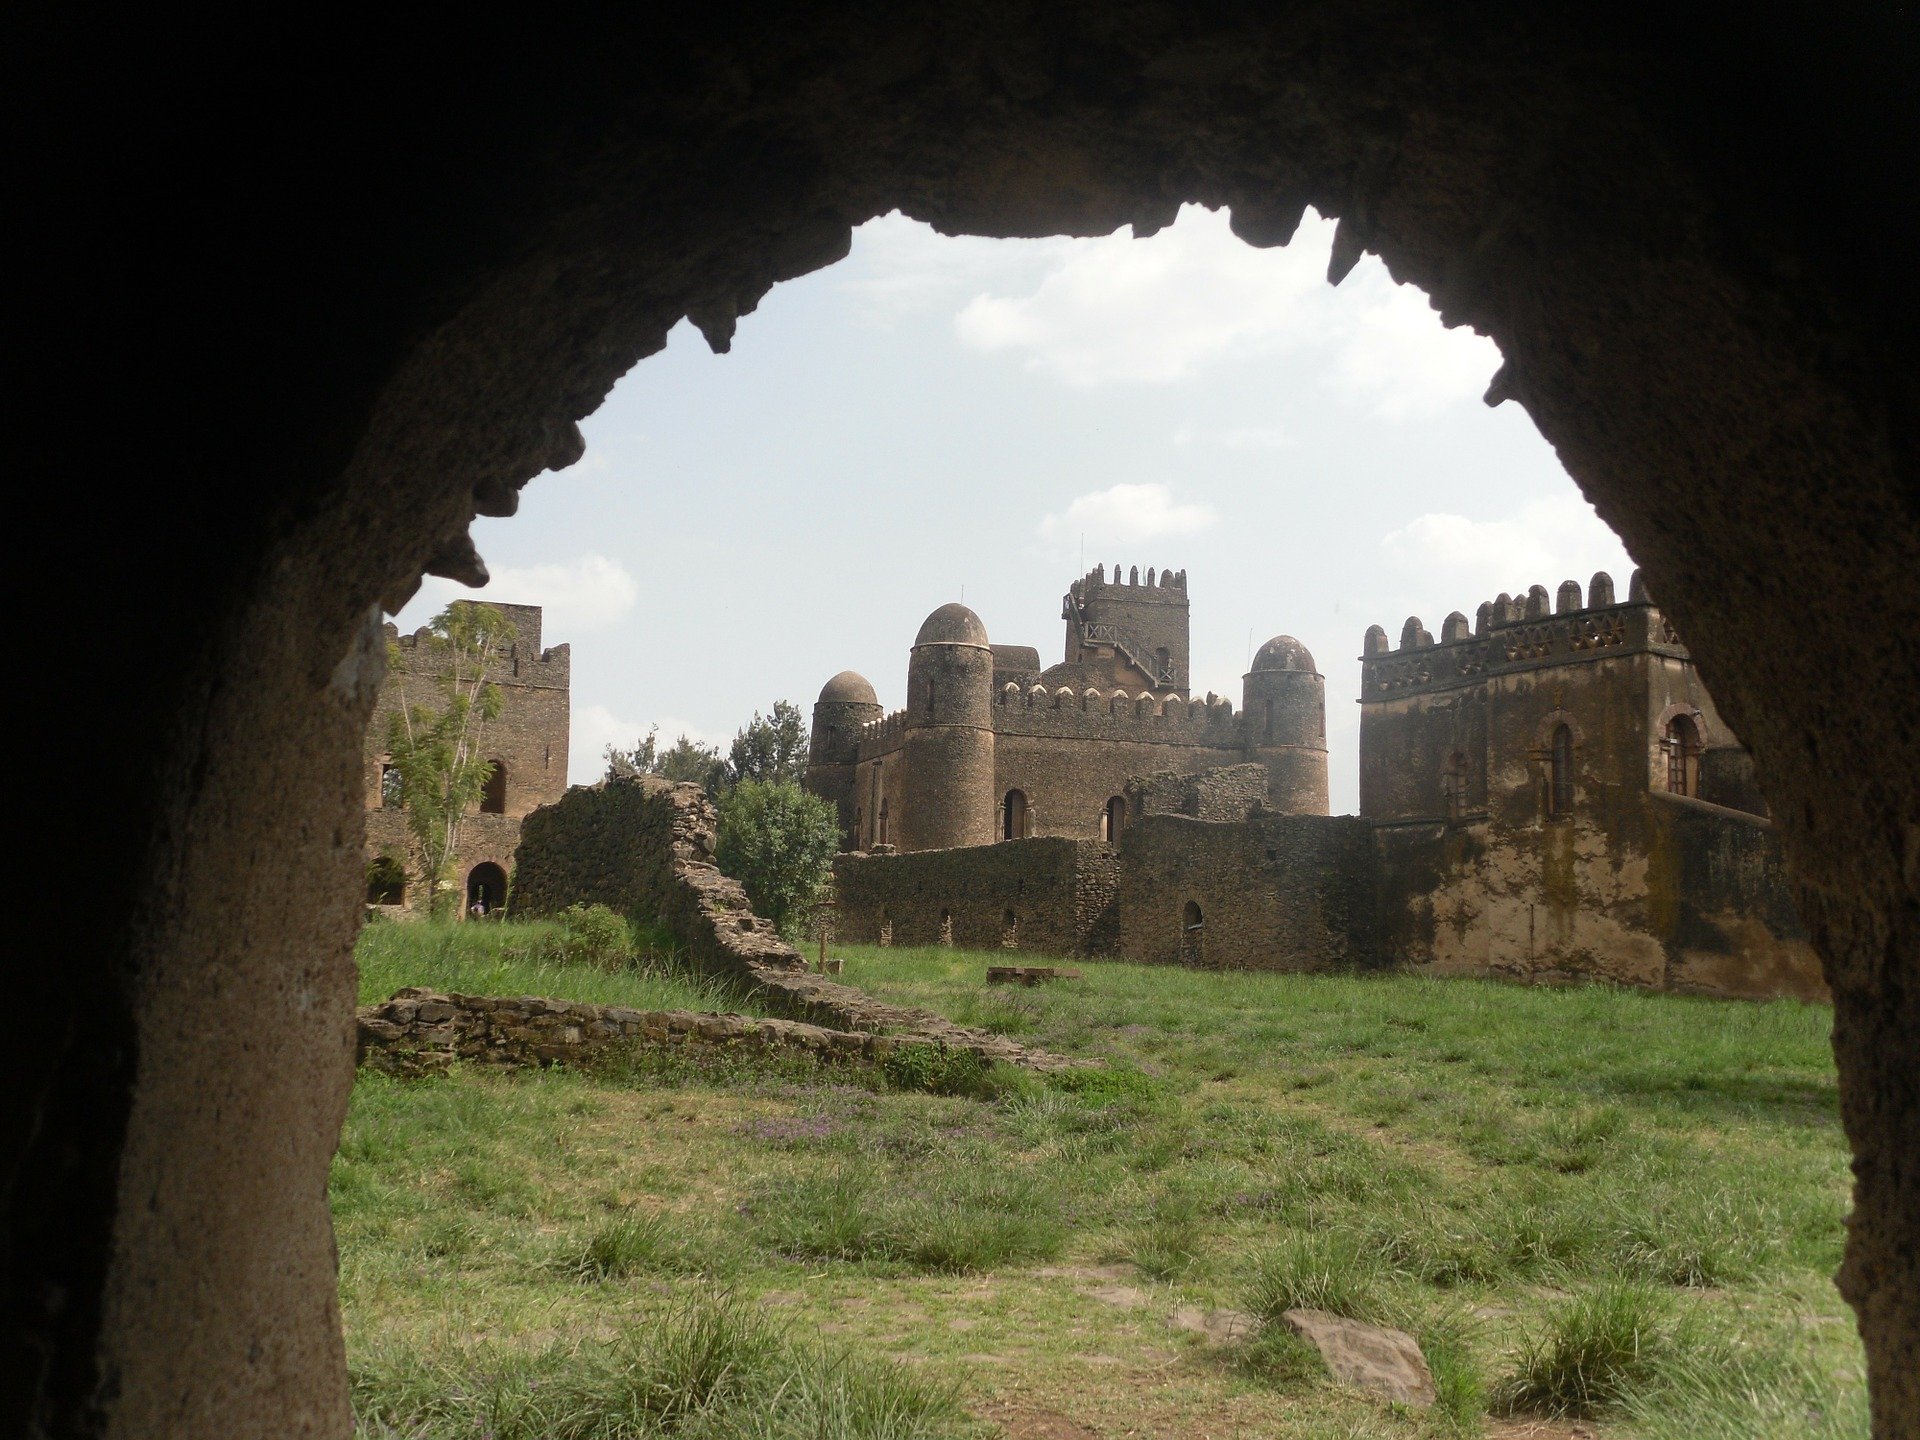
<box><xmin>1117</xmin><ymin>814</ymin><xmax>1380</xmax><ymax>971</ymax></box>
<box><xmin>357</xmin><ymin>987</ymin><xmax>1082</xmax><ymax>1075</ymax></box>
<box><xmin>510</xmin><ymin>777</ymin><xmax>1085</xmax><ymax>1068</ymax></box>
<box><xmin>832</xmin><ymin>838</ymin><xmax>1120</xmax><ymax>955</ymax></box>
<box><xmin>356</xmin><ymin>988</ymin><xmax>887</xmax><ymax>1076</ymax></box>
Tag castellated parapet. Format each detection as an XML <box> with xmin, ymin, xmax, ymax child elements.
<box><xmin>810</xmin><ymin>570</ymin><xmax>1327</xmax><ymax>853</ymax></box>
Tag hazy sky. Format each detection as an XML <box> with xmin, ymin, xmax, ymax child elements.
<box><xmin>395</xmin><ymin>205</ymin><xmax>1634</xmax><ymax>814</ymax></box>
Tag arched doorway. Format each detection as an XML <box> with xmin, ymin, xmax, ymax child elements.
<box><xmin>1002</xmin><ymin>789</ymin><xmax>1028</xmax><ymax>840</ymax></box>
<box><xmin>465</xmin><ymin>862</ymin><xmax>507</xmax><ymax>918</ymax></box>
<box><xmin>1180</xmin><ymin>900</ymin><xmax>1205</xmax><ymax>967</ymax></box>
<box><xmin>1102</xmin><ymin>796</ymin><xmax>1127</xmax><ymax>842</ymax></box>
<box><xmin>1666</xmin><ymin>714</ymin><xmax>1703</xmax><ymax>797</ymax></box>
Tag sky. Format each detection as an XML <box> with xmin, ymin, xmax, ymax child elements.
<box><xmin>395</xmin><ymin>205</ymin><xmax>1634</xmax><ymax>815</ymax></box>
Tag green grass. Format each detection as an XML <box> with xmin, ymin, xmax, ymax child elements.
<box><xmin>335</xmin><ymin>928</ymin><xmax>1865</xmax><ymax>1438</ymax></box>
<box><xmin>356</xmin><ymin>914</ymin><xmax>755</xmax><ymax>1013</ymax></box>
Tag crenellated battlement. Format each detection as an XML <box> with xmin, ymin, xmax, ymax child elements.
<box><xmin>382</xmin><ymin>608</ymin><xmax>571</xmax><ymax>690</ymax></box>
<box><xmin>993</xmin><ymin>682</ymin><xmax>1237</xmax><ymax>744</ymax></box>
<box><xmin>1068</xmin><ymin>562</ymin><xmax>1189</xmax><ymax>599</ymax></box>
<box><xmin>1361</xmin><ymin>569</ymin><xmax>1683</xmax><ymax>699</ymax></box>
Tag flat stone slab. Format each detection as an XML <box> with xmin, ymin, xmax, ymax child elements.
<box><xmin>1281</xmin><ymin>1308</ymin><xmax>1435</xmax><ymax>1408</ymax></box>
<box><xmin>1169</xmin><ymin>1305</ymin><xmax>1257</xmax><ymax>1345</ymax></box>
<box><xmin>987</xmin><ymin>966</ymin><xmax>1084</xmax><ymax>985</ymax></box>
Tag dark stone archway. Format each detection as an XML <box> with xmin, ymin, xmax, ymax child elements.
<box><xmin>11</xmin><ymin>6</ymin><xmax>1915</xmax><ymax>1436</ymax></box>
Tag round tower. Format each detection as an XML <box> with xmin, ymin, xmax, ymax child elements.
<box><xmin>806</xmin><ymin>670</ymin><xmax>883</xmax><ymax>848</ymax></box>
<box><xmin>898</xmin><ymin>602</ymin><xmax>996</xmax><ymax>851</ymax></box>
<box><xmin>1241</xmin><ymin>635</ymin><xmax>1330</xmax><ymax>814</ymax></box>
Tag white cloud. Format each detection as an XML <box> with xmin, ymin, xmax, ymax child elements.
<box><xmin>1380</xmin><ymin>495</ymin><xmax>1634</xmax><ymax>593</ymax></box>
<box><xmin>839</xmin><ymin>212</ymin><xmax>1076</xmax><ymax>323</ymax></box>
<box><xmin>1037</xmin><ymin>483</ymin><xmax>1216</xmax><ymax>551</ymax></box>
<box><xmin>411</xmin><ymin>552</ymin><xmax>639</xmax><ymax>638</ymax></box>
<box><xmin>1331</xmin><ymin>263</ymin><xmax>1501</xmax><ymax>421</ymax></box>
<box><xmin>955</xmin><ymin>205</ymin><xmax>1334</xmax><ymax>386</ymax></box>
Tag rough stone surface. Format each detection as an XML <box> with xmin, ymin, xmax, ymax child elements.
<box><xmin>16</xmin><ymin>8</ymin><xmax>1917</xmax><ymax>1436</ymax></box>
<box><xmin>353</xmin><ymin>987</ymin><xmax>989</xmax><ymax>1076</ymax></box>
<box><xmin>1281</xmin><ymin>1308</ymin><xmax>1436</xmax><ymax>1408</ymax></box>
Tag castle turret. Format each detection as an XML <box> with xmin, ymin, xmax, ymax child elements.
<box><xmin>806</xmin><ymin>670</ymin><xmax>883</xmax><ymax>848</ymax></box>
<box><xmin>898</xmin><ymin>603</ymin><xmax>996</xmax><ymax>851</ymax></box>
<box><xmin>1241</xmin><ymin>635</ymin><xmax>1329</xmax><ymax>814</ymax></box>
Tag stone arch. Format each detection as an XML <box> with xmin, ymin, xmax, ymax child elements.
<box><xmin>1102</xmin><ymin>795</ymin><xmax>1126</xmax><ymax>843</ymax></box>
<box><xmin>23</xmin><ymin>15</ymin><xmax>1920</xmax><ymax>1435</ymax></box>
<box><xmin>364</xmin><ymin>854</ymin><xmax>405</xmax><ymax>906</ymax></box>
<box><xmin>464</xmin><ymin>861</ymin><xmax>507</xmax><ymax>917</ymax></box>
<box><xmin>1180</xmin><ymin>899</ymin><xmax>1205</xmax><ymax>967</ymax></box>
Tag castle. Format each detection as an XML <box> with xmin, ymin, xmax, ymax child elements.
<box><xmin>362</xmin><ymin>602</ymin><xmax>570</xmax><ymax>913</ymax></box>
<box><xmin>805</xmin><ymin>564</ymin><xmax>1329</xmax><ymax>855</ymax></box>
<box><xmin>812</xmin><ymin>567</ymin><xmax>1823</xmax><ymax>998</ymax></box>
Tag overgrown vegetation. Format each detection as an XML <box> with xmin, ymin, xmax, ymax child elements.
<box><xmin>713</xmin><ymin>780</ymin><xmax>840</xmax><ymax>935</ymax></box>
<box><xmin>337</xmin><ymin>930</ymin><xmax>1864</xmax><ymax>1438</ymax></box>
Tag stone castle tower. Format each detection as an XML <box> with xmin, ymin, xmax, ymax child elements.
<box><xmin>1241</xmin><ymin>635</ymin><xmax>1330</xmax><ymax>813</ymax></box>
<box><xmin>898</xmin><ymin>602</ymin><xmax>998</xmax><ymax>851</ymax></box>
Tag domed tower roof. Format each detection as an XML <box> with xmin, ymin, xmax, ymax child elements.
<box><xmin>817</xmin><ymin>670</ymin><xmax>878</xmax><ymax>705</ymax></box>
<box><xmin>1250</xmin><ymin>635</ymin><xmax>1316</xmax><ymax>673</ymax></box>
<box><xmin>913</xmin><ymin>602</ymin><xmax>989</xmax><ymax>647</ymax></box>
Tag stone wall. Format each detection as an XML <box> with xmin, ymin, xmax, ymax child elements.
<box><xmin>832</xmin><ymin>837</ymin><xmax>1120</xmax><ymax>956</ymax></box>
<box><xmin>511</xmin><ymin>776</ymin><xmax>1085</xmax><ymax>1069</ymax></box>
<box><xmin>1117</xmin><ymin>814</ymin><xmax>1380</xmax><ymax>971</ymax></box>
<box><xmin>1127</xmin><ymin>763</ymin><xmax>1272</xmax><ymax>823</ymax></box>
<box><xmin>359</xmin><ymin>988</ymin><xmax>932</xmax><ymax>1076</ymax></box>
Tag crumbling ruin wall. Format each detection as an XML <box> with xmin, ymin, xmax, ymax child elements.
<box><xmin>832</xmin><ymin>838</ymin><xmax>1119</xmax><ymax>955</ymax></box>
<box><xmin>1117</xmin><ymin>815</ymin><xmax>1379</xmax><ymax>971</ymax></box>
<box><xmin>511</xmin><ymin>777</ymin><xmax>1083</xmax><ymax>1066</ymax></box>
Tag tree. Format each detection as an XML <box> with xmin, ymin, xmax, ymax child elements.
<box><xmin>606</xmin><ymin>724</ymin><xmax>729</xmax><ymax>791</ymax></box>
<box><xmin>714</xmin><ymin>780</ymin><xmax>840</xmax><ymax>935</ymax></box>
<box><xmin>727</xmin><ymin>700</ymin><xmax>808</xmax><ymax>788</ymax></box>
<box><xmin>385</xmin><ymin>601</ymin><xmax>513</xmax><ymax>917</ymax></box>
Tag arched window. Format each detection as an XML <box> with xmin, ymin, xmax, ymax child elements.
<box><xmin>1180</xmin><ymin>899</ymin><xmax>1204</xmax><ymax>967</ymax></box>
<box><xmin>365</xmin><ymin>855</ymin><xmax>406</xmax><ymax>906</ymax></box>
<box><xmin>465</xmin><ymin>862</ymin><xmax>507</xmax><ymax>918</ymax></box>
<box><xmin>1001</xmin><ymin>908</ymin><xmax>1018</xmax><ymax>949</ymax></box>
<box><xmin>480</xmin><ymin>760</ymin><xmax>506</xmax><ymax>814</ymax></box>
<box><xmin>1441</xmin><ymin>751</ymin><xmax>1468</xmax><ymax>822</ymax></box>
<box><xmin>379</xmin><ymin>763</ymin><xmax>403</xmax><ymax>809</ymax></box>
<box><xmin>1002</xmin><ymin>788</ymin><xmax>1029</xmax><ymax>840</ymax></box>
<box><xmin>1102</xmin><ymin>795</ymin><xmax>1126</xmax><ymax>842</ymax></box>
<box><xmin>1666</xmin><ymin>714</ymin><xmax>1702</xmax><ymax>795</ymax></box>
<box><xmin>1549</xmin><ymin>724</ymin><xmax>1575</xmax><ymax>817</ymax></box>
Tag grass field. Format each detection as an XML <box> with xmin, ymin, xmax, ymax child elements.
<box><xmin>335</xmin><ymin>926</ymin><xmax>1866</xmax><ymax>1438</ymax></box>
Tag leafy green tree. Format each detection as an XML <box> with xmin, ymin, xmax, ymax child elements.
<box><xmin>727</xmin><ymin>700</ymin><xmax>808</xmax><ymax>788</ymax></box>
<box><xmin>604</xmin><ymin>724</ymin><xmax>729</xmax><ymax>792</ymax></box>
<box><xmin>385</xmin><ymin>602</ymin><xmax>513</xmax><ymax>917</ymax></box>
<box><xmin>714</xmin><ymin>780</ymin><xmax>840</xmax><ymax>934</ymax></box>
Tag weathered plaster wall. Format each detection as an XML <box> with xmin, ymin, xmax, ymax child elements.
<box><xmin>832</xmin><ymin>838</ymin><xmax>1119</xmax><ymax>956</ymax></box>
